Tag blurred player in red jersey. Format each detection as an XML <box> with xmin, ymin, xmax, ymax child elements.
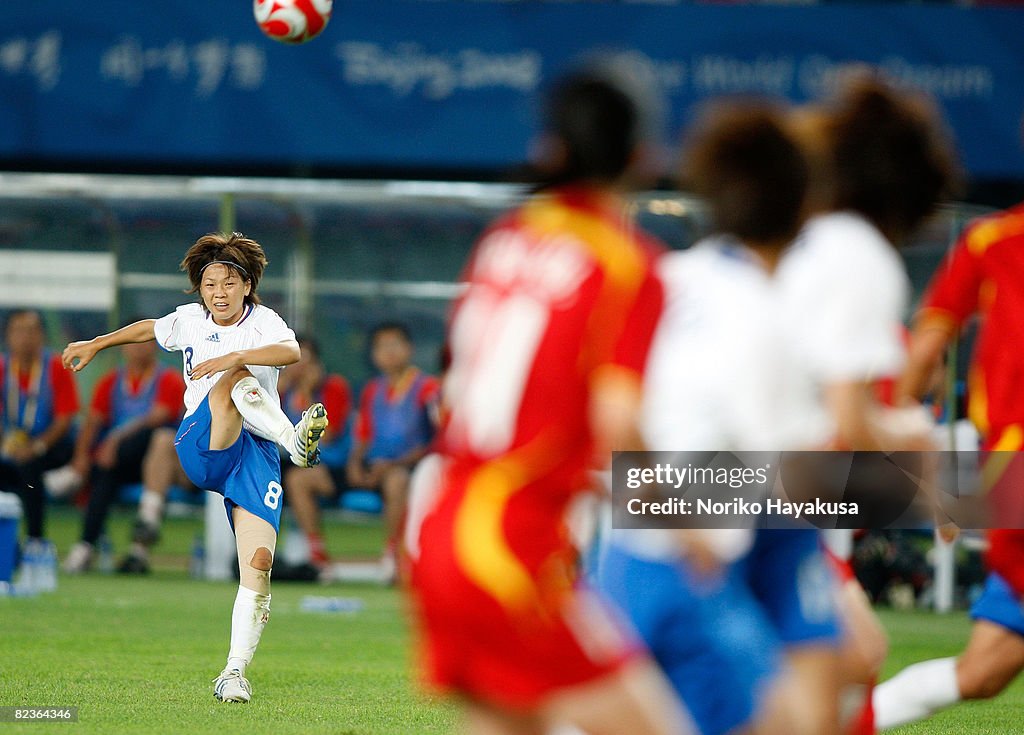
<box><xmin>63</xmin><ymin>339</ymin><xmax>186</xmax><ymax>575</ymax></box>
<box><xmin>409</xmin><ymin>63</ymin><xmax>692</xmax><ymax>735</ymax></box>
<box><xmin>0</xmin><ymin>309</ymin><xmax>79</xmax><ymax>543</ymax></box>
<box><xmin>874</xmin><ymin>132</ymin><xmax>1024</xmax><ymax>727</ymax></box>
<box><xmin>279</xmin><ymin>336</ymin><xmax>353</xmax><ymax>568</ymax></box>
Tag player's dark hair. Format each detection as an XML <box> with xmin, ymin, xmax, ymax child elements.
<box><xmin>370</xmin><ymin>321</ymin><xmax>412</xmax><ymax>345</ymax></box>
<box><xmin>684</xmin><ymin>102</ymin><xmax>809</xmax><ymax>245</ymax></box>
<box><xmin>825</xmin><ymin>77</ymin><xmax>960</xmax><ymax>244</ymax></box>
<box><xmin>180</xmin><ymin>232</ymin><xmax>267</xmax><ymax>307</ymax></box>
<box><xmin>3</xmin><ymin>309</ymin><xmax>42</xmax><ymax>337</ymax></box>
<box><xmin>296</xmin><ymin>335</ymin><xmax>321</xmax><ymax>360</ymax></box>
<box><xmin>540</xmin><ymin>72</ymin><xmax>643</xmax><ymax>187</ymax></box>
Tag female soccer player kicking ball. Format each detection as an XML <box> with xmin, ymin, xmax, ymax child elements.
<box><xmin>62</xmin><ymin>232</ymin><xmax>328</xmax><ymax>704</ymax></box>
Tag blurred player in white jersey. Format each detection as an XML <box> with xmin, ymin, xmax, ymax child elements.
<box><xmin>598</xmin><ymin>102</ymin><xmax>844</xmax><ymax>735</ymax></box>
<box><xmin>62</xmin><ymin>232</ymin><xmax>329</xmax><ymax>704</ymax></box>
<box><xmin>779</xmin><ymin>76</ymin><xmax>959</xmax><ymax>734</ymax></box>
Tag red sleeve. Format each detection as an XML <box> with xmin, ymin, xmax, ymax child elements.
<box><xmin>355</xmin><ymin>381</ymin><xmax>376</xmax><ymax>443</ymax></box>
<box><xmin>50</xmin><ymin>354</ymin><xmax>80</xmax><ymax>418</ymax></box>
<box><xmin>90</xmin><ymin>371</ymin><xmax>118</xmax><ymax>421</ymax></box>
<box><xmin>417</xmin><ymin>375</ymin><xmax>441</xmax><ymax>408</ymax></box>
<box><xmin>608</xmin><ymin>258</ymin><xmax>665</xmax><ymax>376</ymax></box>
<box><xmin>321</xmin><ymin>375</ymin><xmax>352</xmax><ymax>442</ymax></box>
<box><xmin>155</xmin><ymin>369</ymin><xmax>185</xmax><ymax>420</ymax></box>
<box><xmin>918</xmin><ymin>228</ymin><xmax>984</xmax><ymax>330</ymax></box>
<box><xmin>579</xmin><ymin>236</ymin><xmax>666</xmax><ymax>401</ymax></box>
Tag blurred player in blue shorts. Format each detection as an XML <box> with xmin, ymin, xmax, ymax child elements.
<box><xmin>599</xmin><ymin>102</ymin><xmax>843</xmax><ymax>735</ymax></box>
<box><xmin>62</xmin><ymin>232</ymin><xmax>328</xmax><ymax>704</ymax></box>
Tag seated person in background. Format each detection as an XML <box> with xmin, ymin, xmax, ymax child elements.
<box><xmin>0</xmin><ymin>309</ymin><xmax>79</xmax><ymax>543</ymax></box>
<box><xmin>63</xmin><ymin>340</ymin><xmax>186</xmax><ymax>574</ymax></box>
<box><xmin>347</xmin><ymin>322</ymin><xmax>439</xmax><ymax>576</ymax></box>
<box><xmin>279</xmin><ymin>336</ymin><xmax>352</xmax><ymax>568</ymax></box>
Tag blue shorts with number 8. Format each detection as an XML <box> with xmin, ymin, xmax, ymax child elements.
<box><xmin>174</xmin><ymin>394</ymin><xmax>283</xmax><ymax>533</ymax></box>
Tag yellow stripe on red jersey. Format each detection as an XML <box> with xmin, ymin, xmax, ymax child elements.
<box><xmin>920</xmin><ymin>203</ymin><xmax>1024</xmax><ymax>442</ymax></box>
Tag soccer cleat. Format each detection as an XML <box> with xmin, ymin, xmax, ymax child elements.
<box><xmin>131</xmin><ymin>519</ymin><xmax>161</xmax><ymax>546</ymax></box>
<box><xmin>288</xmin><ymin>403</ymin><xmax>328</xmax><ymax>468</ymax></box>
<box><xmin>116</xmin><ymin>553</ymin><xmax>150</xmax><ymax>575</ymax></box>
<box><xmin>308</xmin><ymin>537</ymin><xmax>331</xmax><ymax>569</ymax></box>
<box><xmin>212</xmin><ymin>668</ymin><xmax>252</xmax><ymax>703</ymax></box>
<box><xmin>62</xmin><ymin>542</ymin><xmax>93</xmax><ymax>575</ymax></box>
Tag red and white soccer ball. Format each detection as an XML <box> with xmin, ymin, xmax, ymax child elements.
<box><xmin>253</xmin><ymin>0</ymin><xmax>332</xmax><ymax>45</ymax></box>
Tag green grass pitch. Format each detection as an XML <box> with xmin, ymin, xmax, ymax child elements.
<box><xmin>3</xmin><ymin>508</ymin><xmax>1024</xmax><ymax>734</ymax></box>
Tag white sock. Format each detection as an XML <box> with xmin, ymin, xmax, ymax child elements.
<box><xmin>230</xmin><ymin>376</ymin><xmax>295</xmax><ymax>448</ymax></box>
<box><xmin>225</xmin><ymin>585</ymin><xmax>271</xmax><ymax>674</ymax></box>
<box><xmin>873</xmin><ymin>657</ymin><xmax>960</xmax><ymax>729</ymax></box>
<box><xmin>138</xmin><ymin>489</ymin><xmax>164</xmax><ymax>527</ymax></box>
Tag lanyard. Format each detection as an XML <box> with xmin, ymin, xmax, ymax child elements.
<box><xmin>5</xmin><ymin>358</ymin><xmax>43</xmax><ymax>432</ymax></box>
<box><xmin>121</xmin><ymin>366</ymin><xmax>157</xmax><ymax>399</ymax></box>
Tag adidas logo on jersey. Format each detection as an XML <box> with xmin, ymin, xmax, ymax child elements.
<box><xmin>206</xmin><ymin>333</ymin><xmax>221</xmax><ymax>342</ymax></box>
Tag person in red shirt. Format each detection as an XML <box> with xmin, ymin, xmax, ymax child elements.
<box><xmin>875</xmin><ymin>200</ymin><xmax>1024</xmax><ymax>725</ymax></box>
<box><xmin>62</xmin><ymin>339</ymin><xmax>186</xmax><ymax>574</ymax></box>
<box><xmin>348</xmin><ymin>323</ymin><xmax>440</xmax><ymax>579</ymax></box>
<box><xmin>0</xmin><ymin>309</ymin><xmax>79</xmax><ymax>542</ymax></box>
<box><xmin>278</xmin><ymin>336</ymin><xmax>352</xmax><ymax>568</ymax></box>
<box><xmin>409</xmin><ymin>66</ymin><xmax>689</xmax><ymax>735</ymax></box>
<box><xmin>903</xmin><ymin>202</ymin><xmax>1024</xmax><ymax>455</ymax></box>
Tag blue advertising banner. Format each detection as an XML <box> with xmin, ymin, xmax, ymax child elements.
<box><xmin>3</xmin><ymin>1</ymin><xmax>1023</xmax><ymax>177</ymax></box>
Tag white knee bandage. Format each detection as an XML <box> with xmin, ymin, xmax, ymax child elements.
<box><xmin>234</xmin><ymin>510</ymin><xmax>278</xmax><ymax>595</ymax></box>
<box><xmin>230</xmin><ymin>376</ymin><xmax>294</xmax><ymax>447</ymax></box>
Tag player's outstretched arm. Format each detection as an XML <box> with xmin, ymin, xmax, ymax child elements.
<box><xmin>188</xmin><ymin>340</ymin><xmax>300</xmax><ymax>381</ymax></box>
<box><xmin>897</xmin><ymin>324</ymin><xmax>953</xmax><ymax>404</ymax></box>
<box><xmin>63</xmin><ymin>319</ymin><xmax>157</xmax><ymax>373</ymax></box>
<box><xmin>824</xmin><ymin>380</ymin><xmax>937</xmax><ymax>452</ymax></box>
<box><xmin>589</xmin><ymin>370</ymin><xmax>646</xmax><ymax>460</ymax></box>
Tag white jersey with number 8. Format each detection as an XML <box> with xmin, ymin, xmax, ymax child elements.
<box><xmin>153</xmin><ymin>302</ymin><xmax>296</xmax><ymax>422</ymax></box>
